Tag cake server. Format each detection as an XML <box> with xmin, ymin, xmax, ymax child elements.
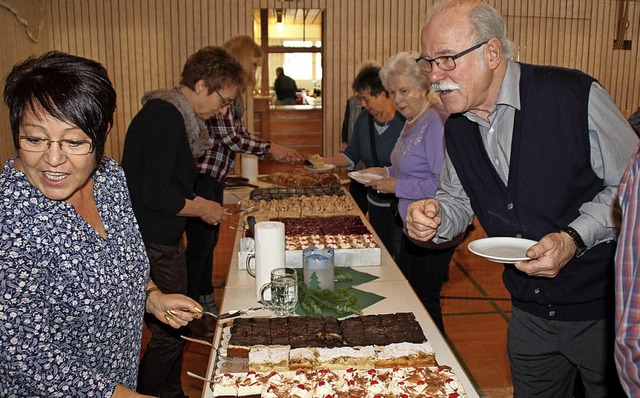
<box><xmin>188</xmin><ymin>306</ymin><xmax>265</xmax><ymax>320</ymax></box>
<box><xmin>224</xmin><ymin>204</ymin><xmax>258</xmax><ymax>216</ymax></box>
<box><xmin>186</xmin><ymin>371</ymin><xmax>215</xmax><ymax>385</ymax></box>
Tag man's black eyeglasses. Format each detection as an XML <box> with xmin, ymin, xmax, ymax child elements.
<box><xmin>416</xmin><ymin>40</ymin><xmax>489</xmax><ymax>73</ymax></box>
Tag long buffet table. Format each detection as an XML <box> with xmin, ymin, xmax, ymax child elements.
<box><xmin>202</xmin><ymin>183</ymin><xmax>479</xmax><ymax>397</ymax></box>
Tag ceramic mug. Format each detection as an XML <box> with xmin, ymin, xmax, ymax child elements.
<box><xmin>259</xmin><ymin>268</ymin><xmax>298</xmax><ymax>316</ymax></box>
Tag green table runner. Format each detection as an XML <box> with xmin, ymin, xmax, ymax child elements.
<box><xmin>295</xmin><ymin>267</ymin><xmax>385</xmax><ymax>318</ymax></box>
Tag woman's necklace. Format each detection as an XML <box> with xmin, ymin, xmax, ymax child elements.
<box><xmin>406</xmin><ymin>99</ymin><xmax>431</xmax><ymax>125</ymax></box>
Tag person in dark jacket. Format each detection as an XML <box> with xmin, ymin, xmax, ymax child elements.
<box><xmin>274</xmin><ymin>66</ymin><xmax>298</xmax><ymax>105</ymax></box>
<box><xmin>406</xmin><ymin>1</ymin><xmax>638</xmax><ymax>397</ymax></box>
<box><xmin>122</xmin><ymin>46</ymin><xmax>245</xmax><ymax>398</ymax></box>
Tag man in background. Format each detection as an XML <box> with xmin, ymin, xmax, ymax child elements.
<box><xmin>274</xmin><ymin>66</ymin><xmax>298</xmax><ymax>105</ymax></box>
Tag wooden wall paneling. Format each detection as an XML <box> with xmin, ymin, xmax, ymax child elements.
<box><xmin>602</xmin><ymin>0</ymin><xmax>615</xmax><ymax>96</ymax></box>
<box><xmin>526</xmin><ymin>0</ymin><xmax>536</xmax><ymax>65</ymax></box>
<box><xmin>3</xmin><ymin>0</ymin><xmax>640</xmax><ymax>166</ymax></box>
<box><xmin>79</xmin><ymin>1</ymin><xmax>90</xmax><ymax>54</ymax></box>
<box><xmin>98</xmin><ymin>1</ymin><xmax>115</xmax><ymax>159</ymax></box>
<box><xmin>191</xmin><ymin>0</ymin><xmax>201</xmax><ymax>55</ymax></box>
<box><xmin>333</xmin><ymin>0</ymin><xmax>350</xmax><ymax>153</ymax></box>
<box><xmin>142</xmin><ymin>0</ymin><xmax>155</xmax><ymax>89</ymax></box>
<box><xmin>106</xmin><ymin>0</ymin><xmax>122</xmax><ymax>160</ymax></box>
<box><xmin>572</xmin><ymin>1</ymin><xmax>581</xmax><ymax>69</ymax></box>
<box><xmin>610</xmin><ymin>1</ymin><xmax>624</xmax><ymax>108</ymax></box>
<box><xmin>623</xmin><ymin>3</ymin><xmax>639</xmax><ymax>114</ymax></box>
<box><xmin>591</xmin><ymin>0</ymin><xmax>606</xmax><ymax>84</ymax></box>
<box><xmin>325</xmin><ymin>0</ymin><xmax>338</xmax><ymax>156</ymax></box>
<box><xmin>0</xmin><ymin>0</ymin><xmax>51</xmax><ymax>163</ymax></box>
<box><xmin>58</xmin><ymin>1</ymin><xmax>71</xmax><ymax>53</ymax></box>
<box><xmin>350</xmin><ymin>0</ymin><xmax>360</xmax><ymax>104</ymax></box>
<box><xmin>389</xmin><ymin>0</ymin><xmax>399</xmax><ymax>56</ymax></box>
<box><xmin>541</xmin><ymin>0</ymin><xmax>552</xmax><ymax>65</ymax></box>
<box><xmin>410</xmin><ymin>0</ymin><xmax>420</xmax><ymax>53</ymax></box>
<box><xmin>160</xmin><ymin>1</ymin><xmax>172</xmax><ymax>92</ymax></box>
<box><xmin>121</xmin><ymin>0</ymin><xmax>136</xmax><ymax>161</ymax></box>
<box><xmin>575</xmin><ymin>1</ymin><xmax>587</xmax><ymax>71</ymax></box>
<box><xmin>94</xmin><ymin>2</ymin><xmax>107</xmax><ymax>88</ymax></box>
<box><xmin>99</xmin><ymin>1</ymin><xmax>115</xmax><ymax>159</ymax></box>
<box><xmin>550</xmin><ymin>0</ymin><xmax>560</xmax><ymax>64</ymax></box>
<box><xmin>377</xmin><ymin>0</ymin><xmax>385</xmax><ymax>62</ymax></box>
<box><xmin>132</xmin><ymin>1</ymin><xmax>145</xmax><ymax>137</ymax></box>
<box><xmin>558</xmin><ymin>0</ymin><xmax>569</xmax><ymax>66</ymax></box>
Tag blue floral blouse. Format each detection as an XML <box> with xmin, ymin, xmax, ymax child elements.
<box><xmin>0</xmin><ymin>158</ymin><xmax>150</xmax><ymax>396</ymax></box>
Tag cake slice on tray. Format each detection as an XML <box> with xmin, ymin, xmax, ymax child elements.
<box><xmin>315</xmin><ymin>345</ymin><xmax>375</xmax><ymax>370</ymax></box>
<box><xmin>289</xmin><ymin>347</ymin><xmax>318</xmax><ymax>370</ymax></box>
<box><xmin>248</xmin><ymin>345</ymin><xmax>290</xmax><ymax>372</ymax></box>
<box><xmin>211</xmin><ymin>372</ymin><xmax>238</xmax><ymax>398</ymax></box>
<box><xmin>374</xmin><ymin>341</ymin><xmax>437</xmax><ymax>368</ymax></box>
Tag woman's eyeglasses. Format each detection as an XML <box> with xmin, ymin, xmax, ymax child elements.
<box><xmin>215</xmin><ymin>90</ymin><xmax>234</xmax><ymax>107</ymax></box>
<box><xmin>18</xmin><ymin>136</ymin><xmax>94</xmax><ymax>155</ymax></box>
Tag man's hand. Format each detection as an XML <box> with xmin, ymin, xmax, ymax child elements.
<box><xmin>515</xmin><ymin>231</ymin><xmax>576</xmax><ymax>278</ymax></box>
<box><xmin>405</xmin><ymin>199</ymin><xmax>441</xmax><ymax>242</ymax></box>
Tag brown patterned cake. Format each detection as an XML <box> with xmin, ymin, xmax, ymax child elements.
<box><xmin>258</xmin><ymin>169</ymin><xmax>340</xmax><ymax>188</ymax></box>
<box><xmin>226</xmin><ymin>313</ymin><xmax>427</xmax><ymax>360</ymax></box>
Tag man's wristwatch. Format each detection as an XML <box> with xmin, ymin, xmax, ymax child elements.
<box><xmin>562</xmin><ymin>227</ymin><xmax>587</xmax><ymax>258</ymax></box>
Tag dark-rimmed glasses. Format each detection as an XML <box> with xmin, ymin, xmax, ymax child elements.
<box><xmin>18</xmin><ymin>136</ymin><xmax>94</xmax><ymax>155</ymax></box>
<box><xmin>215</xmin><ymin>90</ymin><xmax>234</xmax><ymax>107</ymax></box>
<box><xmin>416</xmin><ymin>40</ymin><xmax>488</xmax><ymax>73</ymax></box>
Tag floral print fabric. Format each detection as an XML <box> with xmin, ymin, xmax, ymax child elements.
<box><xmin>0</xmin><ymin>158</ymin><xmax>149</xmax><ymax>396</ymax></box>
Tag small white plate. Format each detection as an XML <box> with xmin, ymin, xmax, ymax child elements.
<box><xmin>348</xmin><ymin>171</ymin><xmax>384</xmax><ymax>184</ymax></box>
<box><xmin>305</xmin><ymin>164</ymin><xmax>335</xmax><ymax>173</ymax></box>
<box><xmin>468</xmin><ymin>237</ymin><xmax>537</xmax><ymax>264</ymax></box>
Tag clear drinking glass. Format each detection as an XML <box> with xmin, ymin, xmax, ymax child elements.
<box><xmin>259</xmin><ymin>267</ymin><xmax>298</xmax><ymax>316</ymax></box>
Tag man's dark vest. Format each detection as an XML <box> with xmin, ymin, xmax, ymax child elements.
<box><xmin>445</xmin><ymin>63</ymin><xmax>616</xmax><ymax>321</ymax></box>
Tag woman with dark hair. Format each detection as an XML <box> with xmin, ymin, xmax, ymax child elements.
<box><xmin>324</xmin><ymin>63</ymin><xmax>405</xmax><ymax>259</ymax></box>
<box><xmin>0</xmin><ymin>51</ymin><xmax>201</xmax><ymax>397</ymax></box>
<box><xmin>186</xmin><ymin>36</ymin><xmax>302</xmax><ymax>337</ymax></box>
<box><xmin>362</xmin><ymin>51</ymin><xmax>459</xmax><ymax>333</ymax></box>
<box><xmin>121</xmin><ymin>46</ymin><xmax>246</xmax><ymax>397</ymax></box>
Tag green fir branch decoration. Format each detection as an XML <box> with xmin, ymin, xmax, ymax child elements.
<box><xmin>333</xmin><ymin>267</ymin><xmax>354</xmax><ymax>282</ymax></box>
<box><xmin>297</xmin><ymin>280</ymin><xmax>362</xmax><ymax>317</ymax></box>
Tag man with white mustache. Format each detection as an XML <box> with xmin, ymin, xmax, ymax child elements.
<box><xmin>406</xmin><ymin>1</ymin><xmax>638</xmax><ymax>397</ymax></box>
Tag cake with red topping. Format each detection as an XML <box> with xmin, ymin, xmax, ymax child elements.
<box><xmin>211</xmin><ymin>366</ymin><xmax>465</xmax><ymax>397</ymax></box>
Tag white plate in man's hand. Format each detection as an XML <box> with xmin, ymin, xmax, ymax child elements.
<box><xmin>348</xmin><ymin>171</ymin><xmax>384</xmax><ymax>184</ymax></box>
<box><xmin>468</xmin><ymin>237</ymin><xmax>537</xmax><ymax>264</ymax></box>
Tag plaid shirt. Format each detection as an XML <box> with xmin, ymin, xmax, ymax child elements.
<box><xmin>196</xmin><ymin>107</ymin><xmax>270</xmax><ymax>182</ymax></box>
<box><xmin>615</xmin><ymin>144</ymin><xmax>640</xmax><ymax>397</ymax></box>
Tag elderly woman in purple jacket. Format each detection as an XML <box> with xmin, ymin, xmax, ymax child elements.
<box><xmin>361</xmin><ymin>51</ymin><xmax>458</xmax><ymax>333</ymax></box>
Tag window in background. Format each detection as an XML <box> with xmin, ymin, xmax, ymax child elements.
<box><xmin>254</xmin><ymin>8</ymin><xmax>323</xmax><ymax>99</ymax></box>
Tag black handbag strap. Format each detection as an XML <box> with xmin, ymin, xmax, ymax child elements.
<box><xmin>368</xmin><ymin>113</ymin><xmax>381</xmax><ymax>167</ymax></box>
